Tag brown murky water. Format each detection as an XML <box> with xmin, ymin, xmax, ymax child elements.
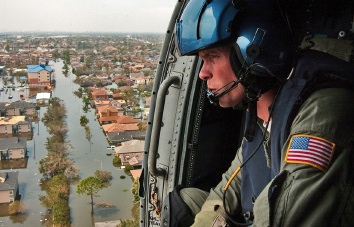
<box><xmin>0</xmin><ymin>60</ymin><xmax>134</xmax><ymax>226</ymax></box>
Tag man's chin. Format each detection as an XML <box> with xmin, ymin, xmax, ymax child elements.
<box><xmin>218</xmin><ymin>102</ymin><xmax>232</xmax><ymax>108</ymax></box>
<box><xmin>219</xmin><ymin>100</ymin><xmax>244</xmax><ymax>109</ymax></box>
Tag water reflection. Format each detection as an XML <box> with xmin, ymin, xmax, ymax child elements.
<box><xmin>0</xmin><ymin>60</ymin><xmax>134</xmax><ymax>226</ymax></box>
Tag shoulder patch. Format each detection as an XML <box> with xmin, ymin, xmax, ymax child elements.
<box><xmin>285</xmin><ymin>134</ymin><xmax>335</xmax><ymax>172</ymax></box>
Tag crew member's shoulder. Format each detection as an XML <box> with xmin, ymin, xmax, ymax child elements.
<box><xmin>290</xmin><ymin>87</ymin><xmax>354</xmax><ymax>146</ymax></box>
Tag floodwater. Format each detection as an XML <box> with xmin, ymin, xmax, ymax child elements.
<box><xmin>0</xmin><ymin>60</ymin><xmax>134</xmax><ymax>226</ymax></box>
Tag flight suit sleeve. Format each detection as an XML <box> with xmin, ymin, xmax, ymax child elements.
<box><xmin>191</xmin><ymin>147</ymin><xmax>244</xmax><ymax>227</ymax></box>
<box><xmin>252</xmin><ymin>88</ymin><xmax>354</xmax><ymax>226</ymax></box>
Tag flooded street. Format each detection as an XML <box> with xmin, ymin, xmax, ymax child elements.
<box><xmin>0</xmin><ymin>60</ymin><xmax>134</xmax><ymax>226</ymax></box>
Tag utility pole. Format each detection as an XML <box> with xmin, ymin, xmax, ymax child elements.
<box><xmin>33</xmin><ymin>137</ymin><xmax>36</xmax><ymax>160</ymax></box>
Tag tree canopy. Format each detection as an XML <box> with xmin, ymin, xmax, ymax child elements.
<box><xmin>76</xmin><ymin>177</ymin><xmax>104</xmax><ymax>214</ymax></box>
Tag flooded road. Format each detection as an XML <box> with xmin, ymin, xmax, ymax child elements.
<box><xmin>0</xmin><ymin>60</ymin><xmax>134</xmax><ymax>226</ymax></box>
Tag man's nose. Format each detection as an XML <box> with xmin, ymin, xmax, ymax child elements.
<box><xmin>199</xmin><ymin>63</ymin><xmax>211</xmax><ymax>81</ymax></box>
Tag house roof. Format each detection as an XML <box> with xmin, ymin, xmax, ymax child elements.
<box><xmin>102</xmin><ymin>123</ymin><xmax>139</xmax><ymax>133</ymax></box>
<box><xmin>112</xmin><ymin>93</ymin><xmax>123</xmax><ymax>99</ymax></box>
<box><xmin>0</xmin><ymin>101</ymin><xmax>36</xmax><ymax>109</ymax></box>
<box><xmin>115</xmin><ymin>139</ymin><xmax>145</xmax><ymax>154</ymax></box>
<box><xmin>129</xmin><ymin>72</ymin><xmax>144</xmax><ymax>78</ymax></box>
<box><xmin>94</xmin><ymin>100</ymin><xmax>111</xmax><ymax>106</ymax></box>
<box><xmin>0</xmin><ymin>116</ymin><xmax>26</xmax><ymax>125</ymax></box>
<box><xmin>116</xmin><ymin>115</ymin><xmax>140</xmax><ymax>124</ymax></box>
<box><xmin>129</xmin><ymin>156</ymin><xmax>140</xmax><ymax>166</ymax></box>
<box><xmin>99</xmin><ymin>116</ymin><xmax>121</xmax><ymax>123</ymax></box>
<box><xmin>0</xmin><ymin>171</ymin><xmax>19</xmax><ymax>191</ymax></box>
<box><xmin>36</xmin><ymin>92</ymin><xmax>51</xmax><ymax>100</ymax></box>
<box><xmin>92</xmin><ymin>90</ymin><xmax>108</xmax><ymax>96</ymax></box>
<box><xmin>97</xmin><ymin>105</ymin><xmax>118</xmax><ymax>114</ymax></box>
<box><xmin>130</xmin><ymin>169</ymin><xmax>142</xmax><ymax>180</ymax></box>
<box><xmin>0</xmin><ymin>137</ymin><xmax>27</xmax><ymax>150</ymax></box>
<box><xmin>90</xmin><ymin>87</ymin><xmax>108</xmax><ymax>96</ymax></box>
<box><xmin>107</xmin><ymin>131</ymin><xmax>146</xmax><ymax>144</ymax></box>
<box><xmin>27</xmin><ymin>64</ymin><xmax>51</xmax><ymax>73</ymax></box>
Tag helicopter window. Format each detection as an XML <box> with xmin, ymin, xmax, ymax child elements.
<box><xmin>187</xmin><ymin>96</ymin><xmax>245</xmax><ymax>191</ymax></box>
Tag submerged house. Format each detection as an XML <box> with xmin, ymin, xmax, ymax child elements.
<box><xmin>0</xmin><ymin>171</ymin><xmax>19</xmax><ymax>203</ymax></box>
<box><xmin>0</xmin><ymin>137</ymin><xmax>27</xmax><ymax>160</ymax></box>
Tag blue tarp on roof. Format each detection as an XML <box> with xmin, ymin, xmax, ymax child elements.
<box><xmin>27</xmin><ymin>64</ymin><xmax>51</xmax><ymax>73</ymax></box>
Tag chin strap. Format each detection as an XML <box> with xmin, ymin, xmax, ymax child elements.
<box><xmin>244</xmin><ymin>88</ymin><xmax>261</xmax><ymax>142</ymax></box>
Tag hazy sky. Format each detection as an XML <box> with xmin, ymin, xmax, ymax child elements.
<box><xmin>1</xmin><ymin>0</ymin><xmax>177</xmax><ymax>33</ymax></box>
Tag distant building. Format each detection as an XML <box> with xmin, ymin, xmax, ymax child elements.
<box><xmin>27</xmin><ymin>63</ymin><xmax>52</xmax><ymax>86</ymax></box>
<box><xmin>96</xmin><ymin>106</ymin><xmax>118</xmax><ymax>118</ymax></box>
<box><xmin>0</xmin><ymin>171</ymin><xmax>19</xmax><ymax>203</ymax></box>
<box><xmin>90</xmin><ymin>88</ymin><xmax>108</xmax><ymax>100</ymax></box>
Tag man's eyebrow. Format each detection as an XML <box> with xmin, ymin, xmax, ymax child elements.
<box><xmin>200</xmin><ymin>50</ymin><xmax>219</xmax><ymax>57</ymax></box>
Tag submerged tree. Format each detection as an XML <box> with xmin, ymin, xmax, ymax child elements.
<box><xmin>39</xmin><ymin>97</ymin><xmax>79</xmax><ymax>180</ymax></box>
<box><xmin>8</xmin><ymin>201</ymin><xmax>26</xmax><ymax>215</ymax></box>
<box><xmin>94</xmin><ymin>170</ymin><xmax>112</xmax><ymax>187</ymax></box>
<box><xmin>76</xmin><ymin>177</ymin><xmax>104</xmax><ymax>214</ymax></box>
<box><xmin>80</xmin><ymin>115</ymin><xmax>89</xmax><ymax>126</ymax></box>
<box><xmin>39</xmin><ymin>174</ymin><xmax>70</xmax><ymax>209</ymax></box>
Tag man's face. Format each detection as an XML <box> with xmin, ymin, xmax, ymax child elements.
<box><xmin>198</xmin><ymin>46</ymin><xmax>245</xmax><ymax>108</ymax></box>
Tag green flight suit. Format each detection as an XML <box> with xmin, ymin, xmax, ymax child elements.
<box><xmin>182</xmin><ymin>87</ymin><xmax>354</xmax><ymax>226</ymax></box>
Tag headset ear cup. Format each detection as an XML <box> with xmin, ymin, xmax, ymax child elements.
<box><xmin>230</xmin><ymin>44</ymin><xmax>252</xmax><ymax>88</ymax></box>
<box><xmin>230</xmin><ymin>45</ymin><xmax>279</xmax><ymax>94</ymax></box>
<box><xmin>229</xmin><ymin>45</ymin><xmax>244</xmax><ymax>80</ymax></box>
<box><xmin>229</xmin><ymin>46</ymin><xmax>238</xmax><ymax>76</ymax></box>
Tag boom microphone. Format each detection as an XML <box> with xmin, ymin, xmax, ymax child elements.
<box><xmin>206</xmin><ymin>79</ymin><xmax>241</xmax><ymax>105</ymax></box>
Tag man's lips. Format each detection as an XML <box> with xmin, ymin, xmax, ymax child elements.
<box><xmin>208</xmin><ymin>87</ymin><xmax>216</xmax><ymax>92</ymax></box>
<box><xmin>208</xmin><ymin>89</ymin><xmax>217</xmax><ymax>94</ymax></box>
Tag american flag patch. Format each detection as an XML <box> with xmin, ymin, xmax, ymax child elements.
<box><xmin>285</xmin><ymin>135</ymin><xmax>335</xmax><ymax>172</ymax></box>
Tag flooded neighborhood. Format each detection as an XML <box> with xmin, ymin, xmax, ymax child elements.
<box><xmin>0</xmin><ymin>33</ymin><xmax>160</xmax><ymax>226</ymax></box>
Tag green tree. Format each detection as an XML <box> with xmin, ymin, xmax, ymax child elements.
<box><xmin>80</xmin><ymin>115</ymin><xmax>89</xmax><ymax>126</ymax></box>
<box><xmin>131</xmin><ymin>177</ymin><xmax>139</xmax><ymax>203</ymax></box>
<box><xmin>62</xmin><ymin>62</ymin><xmax>69</xmax><ymax>77</ymax></box>
<box><xmin>113</xmin><ymin>156</ymin><xmax>122</xmax><ymax>167</ymax></box>
<box><xmin>124</xmin><ymin>164</ymin><xmax>134</xmax><ymax>173</ymax></box>
<box><xmin>84</xmin><ymin>126</ymin><xmax>93</xmax><ymax>152</ymax></box>
<box><xmin>82</xmin><ymin>96</ymin><xmax>91</xmax><ymax>111</ymax></box>
<box><xmin>85</xmin><ymin>55</ymin><xmax>93</xmax><ymax>69</ymax></box>
<box><xmin>52</xmin><ymin>49</ymin><xmax>60</xmax><ymax>62</ymax></box>
<box><xmin>40</xmin><ymin>174</ymin><xmax>70</xmax><ymax>208</ymax></box>
<box><xmin>52</xmin><ymin>198</ymin><xmax>70</xmax><ymax>226</ymax></box>
<box><xmin>42</xmin><ymin>97</ymin><xmax>67</xmax><ymax>124</ymax></box>
<box><xmin>121</xmin><ymin>87</ymin><xmax>134</xmax><ymax>105</ymax></box>
<box><xmin>39</xmin><ymin>174</ymin><xmax>71</xmax><ymax>226</ymax></box>
<box><xmin>76</xmin><ymin>177</ymin><xmax>104</xmax><ymax>214</ymax></box>
<box><xmin>62</xmin><ymin>50</ymin><xmax>70</xmax><ymax>64</ymax></box>
<box><xmin>131</xmin><ymin>107</ymin><xmax>142</xmax><ymax>118</ymax></box>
